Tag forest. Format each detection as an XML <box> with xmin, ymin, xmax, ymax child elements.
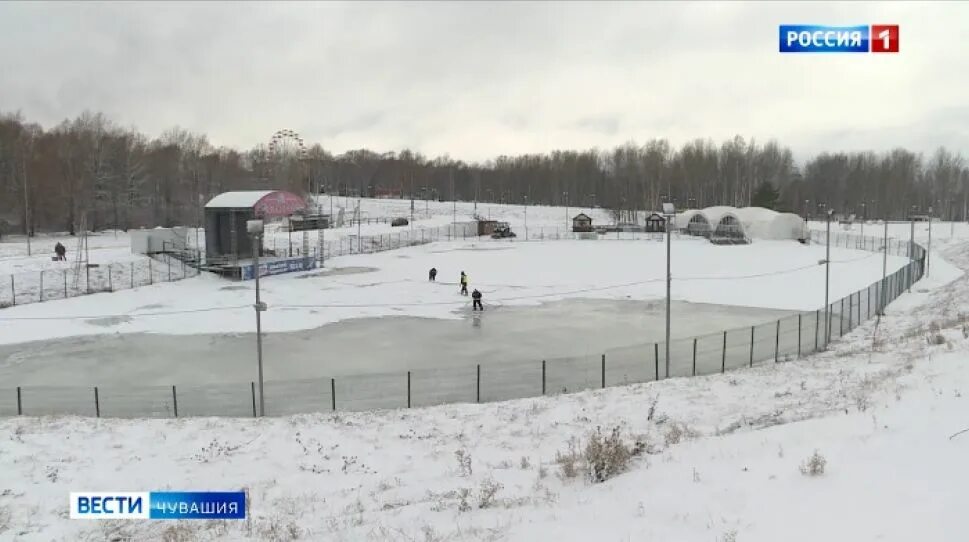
<box><xmin>1</xmin><ymin>110</ymin><xmax>967</xmax><ymax>234</ymax></box>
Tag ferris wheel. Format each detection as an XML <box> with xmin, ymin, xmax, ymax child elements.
<box><xmin>268</xmin><ymin>129</ymin><xmax>307</xmax><ymax>160</ymax></box>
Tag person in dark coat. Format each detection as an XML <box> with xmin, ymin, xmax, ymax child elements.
<box><xmin>460</xmin><ymin>271</ymin><xmax>468</xmax><ymax>295</ymax></box>
<box><xmin>429</xmin><ymin>267</ymin><xmax>437</xmax><ymax>281</ymax></box>
<box><xmin>471</xmin><ymin>289</ymin><xmax>483</xmax><ymax>311</ymax></box>
<box><xmin>54</xmin><ymin>242</ymin><xmax>67</xmax><ymax>261</ymax></box>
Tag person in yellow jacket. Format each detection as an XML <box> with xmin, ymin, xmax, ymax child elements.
<box><xmin>460</xmin><ymin>271</ymin><xmax>469</xmax><ymax>295</ymax></box>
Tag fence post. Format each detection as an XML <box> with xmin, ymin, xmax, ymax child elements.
<box><xmin>40</xmin><ymin>270</ymin><xmax>44</xmax><ymax>302</ymax></box>
<box><xmin>108</xmin><ymin>264</ymin><xmax>113</xmax><ymax>292</ymax></box>
<box><xmin>149</xmin><ymin>259</ymin><xmax>153</xmax><ymax>285</ymax></box>
<box><xmin>476</xmin><ymin>364</ymin><xmax>481</xmax><ymax>403</ymax></box>
<box><xmin>749</xmin><ymin>326</ymin><xmax>755</xmax><ymax>368</ymax></box>
<box><xmin>601</xmin><ymin>354</ymin><xmax>605</xmax><ymax>388</ymax></box>
<box><xmin>63</xmin><ymin>270</ymin><xmax>68</xmax><ymax>299</ymax></box>
<box><xmin>721</xmin><ymin>331</ymin><xmax>727</xmax><ymax>373</ymax></box>
<box><xmin>840</xmin><ymin>298</ymin><xmax>845</xmax><ymax>336</ymax></box>
<box><xmin>10</xmin><ymin>275</ymin><xmax>14</xmax><ymax>306</ymax></box>
<box><xmin>692</xmin><ymin>338</ymin><xmax>697</xmax><ymax>376</ymax></box>
<box><xmin>797</xmin><ymin>313</ymin><xmax>802</xmax><ymax>357</ymax></box>
<box><xmin>251</xmin><ymin>382</ymin><xmax>257</xmax><ymax>417</ymax></box>
<box><xmin>130</xmin><ymin>262</ymin><xmax>135</xmax><ymax>289</ymax></box>
<box><xmin>168</xmin><ymin>257</ymin><xmax>172</xmax><ymax>282</ymax></box>
<box><xmin>407</xmin><ymin>371</ymin><xmax>411</xmax><ymax>408</ymax></box>
<box><xmin>542</xmin><ymin>360</ymin><xmax>546</xmax><ymax>395</ymax></box>
<box><xmin>172</xmin><ymin>385</ymin><xmax>178</xmax><ymax>418</ymax></box>
<box><xmin>774</xmin><ymin>319</ymin><xmax>781</xmax><ymax>363</ymax></box>
<box><xmin>86</xmin><ymin>262</ymin><xmax>91</xmax><ymax>294</ymax></box>
<box><xmin>856</xmin><ymin>291</ymin><xmax>861</xmax><ymax>326</ymax></box>
<box><xmin>17</xmin><ymin>386</ymin><xmax>22</xmax><ymax>415</ymax></box>
<box><xmin>815</xmin><ymin>309</ymin><xmax>820</xmax><ymax>350</ymax></box>
<box><xmin>331</xmin><ymin>378</ymin><xmax>336</xmax><ymax>411</ymax></box>
<box><xmin>654</xmin><ymin>343</ymin><xmax>659</xmax><ymax>380</ymax></box>
<box><xmin>94</xmin><ymin>386</ymin><xmax>100</xmax><ymax>418</ymax></box>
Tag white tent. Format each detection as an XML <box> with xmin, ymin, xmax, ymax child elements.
<box><xmin>681</xmin><ymin>206</ymin><xmax>807</xmax><ymax>243</ymax></box>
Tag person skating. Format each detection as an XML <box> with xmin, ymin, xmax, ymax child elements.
<box><xmin>428</xmin><ymin>267</ymin><xmax>437</xmax><ymax>281</ymax></box>
<box><xmin>472</xmin><ymin>289</ymin><xmax>483</xmax><ymax>311</ymax></box>
<box><xmin>459</xmin><ymin>271</ymin><xmax>468</xmax><ymax>295</ymax></box>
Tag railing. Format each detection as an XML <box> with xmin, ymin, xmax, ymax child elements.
<box><xmin>0</xmin><ymin>229</ymin><xmax>925</xmax><ymax>417</ymax></box>
<box><xmin>0</xmin><ymin>254</ymin><xmax>199</xmax><ymax>309</ymax></box>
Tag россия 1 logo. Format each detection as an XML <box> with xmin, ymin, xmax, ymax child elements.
<box><xmin>779</xmin><ymin>25</ymin><xmax>899</xmax><ymax>53</ymax></box>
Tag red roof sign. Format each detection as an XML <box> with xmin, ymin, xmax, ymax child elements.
<box><xmin>253</xmin><ymin>191</ymin><xmax>306</xmax><ymax>218</ymax></box>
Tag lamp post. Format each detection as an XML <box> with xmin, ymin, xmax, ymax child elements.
<box><xmin>860</xmin><ymin>202</ymin><xmax>866</xmax><ymax>238</ymax></box>
<box><xmin>927</xmin><ymin>206</ymin><xmax>933</xmax><ymax>277</ymax></box>
<box><xmin>247</xmin><ymin>219</ymin><xmax>267</xmax><ymax>417</ymax></box>
<box><xmin>662</xmin><ymin>202</ymin><xmax>675</xmax><ymax>378</ymax></box>
<box><xmin>909</xmin><ymin>205</ymin><xmax>917</xmax><ymax>293</ymax></box>
<box><xmin>823</xmin><ymin>209</ymin><xmax>833</xmax><ymax>347</ymax></box>
<box><xmin>523</xmin><ymin>195</ymin><xmax>529</xmax><ymax>241</ymax></box>
<box><xmin>880</xmin><ymin>218</ymin><xmax>888</xmax><ymax>315</ymax></box>
<box><xmin>564</xmin><ymin>191</ymin><xmax>569</xmax><ymax>231</ymax></box>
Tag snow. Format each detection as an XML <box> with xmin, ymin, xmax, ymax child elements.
<box><xmin>203</xmin><ymin>191</ymin><xmax>276</xmax><ymax>209</ymax></box>
<box><xmin>0</xmin><ymin>203</ymin><xmax>967</xmax><ymax>540</ymax></box>
<box><xmin>0</xmin><ymin>238</ymin><xmax>907</xmax><ymax>345</ymax></box>
<box><xmin>0</xmin><ymin>236</ymin><xmax>967</xmax><ymax>539</ymax></box>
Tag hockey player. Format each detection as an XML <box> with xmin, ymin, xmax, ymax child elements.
<box><xmin>471</xmin><ymin>288</ymin><xmax>483</xmax><ymax>311</ymax></box>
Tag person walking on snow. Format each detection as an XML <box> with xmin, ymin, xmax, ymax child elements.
<box><xmin>472</xmin><ymin>289</ymin><xmax>483</xmax><ymax>311</ymax></box>
<box><xmin>429</xmin><ymin>267</ymin><xmax>437</xmax><ymax>281</ymax></box>
<box><xmin>460</xmin><ymin>271</ymin><xmax>469</xmax><ymax>295</ymax></box>
<box><xmin>54</xmin><ymin>242</ymin><xmax>67</xmax><ymax>261</ymax></box>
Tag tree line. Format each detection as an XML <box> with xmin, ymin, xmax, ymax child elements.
<box><xmin>1</xmin><ymin>110</ymin><xmax>967</xmax><ymax>235</ymax></box>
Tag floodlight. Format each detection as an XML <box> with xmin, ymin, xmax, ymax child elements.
<box><xmin>662</xmin><ymin>202</ymin><xmax>675</xmax><ymax>216</ymax></box>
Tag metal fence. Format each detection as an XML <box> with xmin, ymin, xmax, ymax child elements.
<box><xmin>0</xmin><ymin>229</ymin><xmax>925</xmax><ymax>418</ymax></box>
<box><xmin>0</xmin><ymin>254</ymin><xmax>199</xmax><ymax>308</ymax></box>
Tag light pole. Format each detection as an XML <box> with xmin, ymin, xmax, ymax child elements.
<box><xmin>909</xmin><ymin>206</ymin><xmax>917</xmax><ymax>293</ymax></box>
<box><xmin>860</xmin><ymin>202</ymin><xmax>866</xmax><ymax>238</ymax></box>
<box><xmin>880</xmin><ymin>218</ymin><xmax>888</xmax><ymax>315</ymax></box>
<box><xmin>662</xmin><ymin>202</ymin><xmax>675</xmax><ymax>378</ymax></box>
<box><xmin>823</xmin><ymin>209</ymin><xmax>833</xmax><ymax>347</ymax></box>
<box><xmin>450</xmin><ymin>169</ymin><xmax>456</xmax><ymax>225</ymax></box>
<box><xmin>523</xmin><ymin>195</ymin><xmax>529</xmax><ymax>241</ymax></box>
<box><xmin>564</xmin><ymin>191</ymin><xmax>569</xmax><ymax>231</ymax></box>
<box><xmin>21</xmin><ymin>139</ymin><xmax>32</xmax><ymax>256</ymax></box>
<box><xmin>247</xmin><ymin>219</ymin><xmax>267</xmax><ymax>417</ymax></box>
<box><xmin>927</xmin><ymin>206</ymin><xmax>933</xmax><ymax>277</ymax></box>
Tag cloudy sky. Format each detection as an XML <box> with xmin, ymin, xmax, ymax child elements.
<box><xmin>0</xmin><ymin>1</ymin><xmax>966</xmax><ymax>162</ymax></box>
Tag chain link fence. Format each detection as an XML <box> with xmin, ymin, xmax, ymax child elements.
<box><xmin>0</xmin><ymin>254</ymin><xmax>198</xmax><ymax>308</ymax></box>
<box><xmin>0</xmin><ymin>228</ymin><xmax>925</xmax><ymax>418</ymax></box>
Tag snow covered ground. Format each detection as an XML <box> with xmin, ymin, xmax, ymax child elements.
<box><xmin>0</xmin><ymin>233</ymin><xmax>966</xmax><ymax>541</ymax></box>
<box><xmin>0</xmin><ymin>237</ymin><xmax>908</xmax><ymax>346</ymax></box>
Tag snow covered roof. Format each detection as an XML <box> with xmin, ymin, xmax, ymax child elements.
<box><xmin>205</xmin><ymin>190</ymin><xmax>307</xmax><ymax>218</ymax></box>
<box><xmin>205</xmin><ymin>191</ymin><xmax>276</xmax><ymax>209</ymax></box>
<box><xmin>683</xmin><ymin>206</ymin><xmax>806</xmax><ymax>241</ymax></box>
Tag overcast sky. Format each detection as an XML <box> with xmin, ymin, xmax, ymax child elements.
<box><xmin>1</xmin><ymin>1</ymin><xmax>966</xmax><ymax>163</ymax></box>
